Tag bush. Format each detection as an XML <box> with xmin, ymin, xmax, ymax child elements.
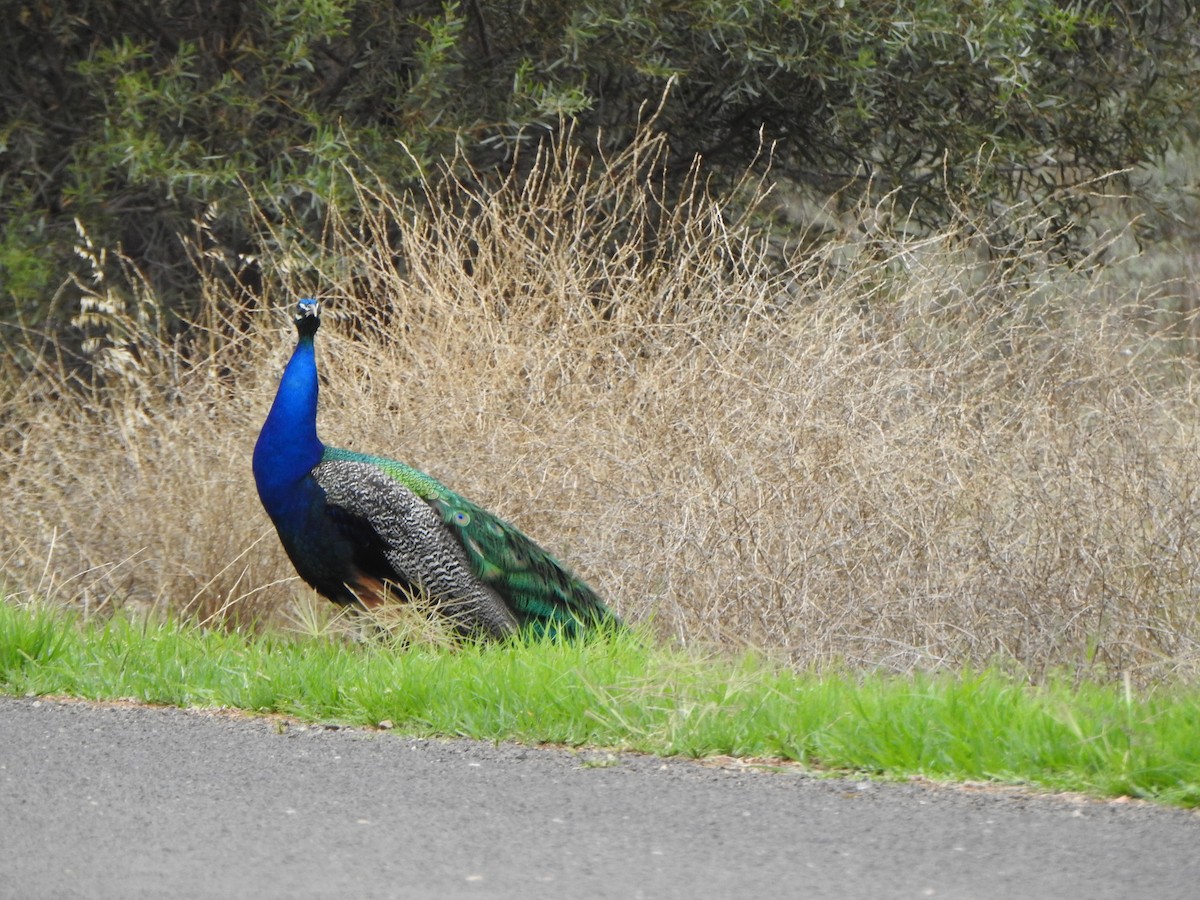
<box><xmin>1</xmin><ymin>1</ymin><xmax>1196</xmax><ymax>331</ymax></box>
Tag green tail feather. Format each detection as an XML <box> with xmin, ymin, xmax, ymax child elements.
<box><xmin>321</xmin><ymin>447</ymin><xmax>616</xmax><ymax>635</ymax></box>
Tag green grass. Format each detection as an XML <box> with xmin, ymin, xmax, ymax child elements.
<box><xmin>3</xmin><ymin>600</ymin><xmax>1199</xmax><ymax>807</ymax></box>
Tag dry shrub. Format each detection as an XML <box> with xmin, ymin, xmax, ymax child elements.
<box><xmin>3</xmin><ymin>132</ymin><xmax>1199</xmax><ymax>681</ymax></box>
<box><xmin>0</xmin><ymin>247</ymin><xmax>282</xmax><ymax>627</ymax></box>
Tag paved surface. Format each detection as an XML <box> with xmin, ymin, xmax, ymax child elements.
<box><xmin>0</xmin><ymin>695</ymin><xmax>1196</xmax><ymax>899</ymax></box>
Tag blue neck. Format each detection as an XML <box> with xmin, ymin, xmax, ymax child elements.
<box><xmin>253</xmin><ymin>331</ymin><xmax>325</xmax><ymax>516</ymax></box>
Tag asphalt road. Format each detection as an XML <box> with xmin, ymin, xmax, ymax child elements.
<box><xmin>1</xmin><ymin>696</ymin><xmax>1196</xmax><ymax>899</ymax></box>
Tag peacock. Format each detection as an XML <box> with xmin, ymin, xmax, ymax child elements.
<box><xmin>252</xmin><ymin>298</ymin><xmax>617</xmax><ymax>640</ymax></box>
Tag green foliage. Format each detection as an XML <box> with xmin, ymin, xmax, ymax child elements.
<box><xmin>540</xmin><ymin>0</ymin><xmax>1199</xmax><ymax>231</ymax></box>
<box><xmin>3</xmin><ymin>601</ymin><xmax>1199</xmax><ymax>806</ymax></box>
<box><xmin>0</xmin><ymin>1</ymin><xmax>1196</xmax><ymax>330</ymax></box>
<box><xmin>0</xmin><ymin>601</ymin><xmax>68</xmax><ymax>681</ymax></box>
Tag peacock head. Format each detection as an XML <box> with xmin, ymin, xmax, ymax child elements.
<box><xmin>294</xmin><ymin>297</ymin><xmax>321</xmax><ymax>336</ymax></box>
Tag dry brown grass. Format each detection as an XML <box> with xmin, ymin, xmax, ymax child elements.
<box><xmin>3</xmin><ymin>132</ymin><xmax>1200</xmax><ymax>681</ymax></box>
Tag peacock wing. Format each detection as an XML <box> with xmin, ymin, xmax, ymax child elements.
<box><xmin>312</xmin><ymin>458</ymin><xmax>518</xmax><ymax>639</ymax></box>
<box><xmin>320</xmin><ymin>446</ymin><xmax>615</xmax><ymax>635</ymax></box>
<box><xmin>424</xmin><ymin>490</ymin><xmax>613</xmax><ymax>635</ymax></box>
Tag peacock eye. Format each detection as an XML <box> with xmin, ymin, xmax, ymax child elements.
<box><xmin>454</xmin><ymin>512</ymin><xmax>470</xmax><ymax>525</ymax></box>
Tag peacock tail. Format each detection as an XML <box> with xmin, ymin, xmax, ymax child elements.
<box><xmin>253</xmin><ymin>299</ymin><xmax>618</xmax><ymax>640</ymax></box>
<box><xmin>320</xmin><ymin>447</ymin><xmax>610</xmax><ymax>633</ymax></box>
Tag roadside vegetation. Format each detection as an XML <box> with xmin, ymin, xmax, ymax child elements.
<box><xmin>3</xmin><ymin>601</ymin><xmax>1198</xmax><ymax>806</ymax></box>
<box><xmin>4</xmin><ymin>129</ymin><xmax>1200</xmax><ymax>681</ymax></box>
